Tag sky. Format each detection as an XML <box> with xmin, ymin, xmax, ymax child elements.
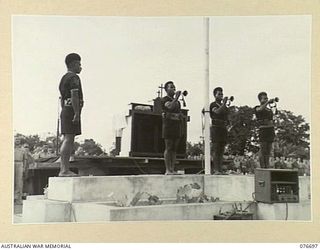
<box><xmin>12</xmin><ymin>15</ymin><xmax>311</xmax><ymax>151</ymax></box>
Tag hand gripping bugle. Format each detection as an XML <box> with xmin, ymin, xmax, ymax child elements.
<box><xmin>268</xmin><ymin>97</ymin><xmax>279</xmax><ymax>108</ymax></box>
<box><xmin>176</xmin><ymin>90</ymin><xmax>188</xmax><ymax>107</ymax></box>
<box><xmin>226</xmin><ymin>96</ymin><xmax>234</xmax><ymax>107</ymax></box>
<box><xmin>269</xmin><ymin>97</ymin><xmax>279</xmax><ymax>103</ymax></box>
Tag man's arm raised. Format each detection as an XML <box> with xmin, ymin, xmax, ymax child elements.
<box><xmin>256</xmin><ymin>99</ymin><xmax>274</xmax><ymax>112</ymax></box>
<box><xmin>164</xmin><ymin>91</ymin><xmax>181</xmax><ymax>110</ymax></box>
<box><xmin>212</xmin><ymin>97</ymin><xmax>228</xmax><ymax>114</ymax></box>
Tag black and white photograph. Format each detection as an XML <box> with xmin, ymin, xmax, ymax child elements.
<box><xmin>12</xmin><ymin>15</ymin><xmax>311</xmax><ymax>224</ymax></box>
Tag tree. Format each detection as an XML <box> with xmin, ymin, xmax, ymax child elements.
<box><xmin>15</xmin><ymin>133</ymin><xmax>43</xmax><ymax>151</ymax></box>
<box><xmin>227</xmin><ymin>105</ymin><xmax>259</xmax><ymax>155</ymax></box>
<box><xmin>45</xmin><ymin>135</ymin><xmax>62</xmax><ymax>153</ymax></box>
<box><xmin>226</xmin><ymin>106</ymin><xmax>309</xmax><ymax>158</ymax></box>
<box><xmin>79</xmin><ymin>139</ymin><xmax>103</xmax><ymax>156</ymax></box>
<box><xmin>186</xmin><ymin>141</ymin><xmax>203</xmax><ymax>157</ymax></box>
<box><xmin>15</xmin><ymin>133</ymin><xmax>105</xmax><ymax>157</ymax></box>
<box><xmin>274</xmin><ymin>110</ymin><xmax>310</xmax><ymax>158</ymax></box>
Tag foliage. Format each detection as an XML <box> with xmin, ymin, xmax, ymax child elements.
<box><xmin>186</xmin><ymin>106</ymin><xmax>309</xmax><ymax>159</ymax></box>
<box><xmin>226</xmin><ymin>106</ymin><xmax>309</xmax><ymax>158</ymax></box>
<box><xmin>79</xmin><ymin>139</ymin><xmax>103</xmax><ymax>156</ymax></box>
<box><xmin>14</xmin><ymin>133</ymin><xmax>104</xmax><ymax>157</ymax></box>
<box><xmin>15</xmin><ymin>106</ymin><xmax>309</xmax><ymax>159</ymax></box>
<box><xmin>186</xmin><ymin>141</ymin><xmax>203</xmax><ymax>156</ymax></box>
<box><xmin>227</xmin><ymin>105</ymin><xmax>259</xmax><ymax>155</ymax></box>
<box><xmin>273</xmin><ymin>110</ymin><xmax>310</xmax><ymax>158</ymax></box>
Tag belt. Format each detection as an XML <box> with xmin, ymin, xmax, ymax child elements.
<box><xmin>63</xmin><ymin>98</ymin><xmax>72</xmax><ymax>107</ymax></box>
<box><xmin>62</xmin><ymin>98</ymin><xmax>84</xmax><ymax>107</ymax></box>
<box><xmin>212</xmin><ymin>119</ymin><xmax>228</xmax><ymax>127</ymax></box>
<box><xmin>162</xmin><ymin>112</ymin><xmax>181</xmax><ymax>121</ymax></box>
<box><xmin>257</xmin><ymin>119</ymin><xmax>274</xmax><ymax>127</ymax></box>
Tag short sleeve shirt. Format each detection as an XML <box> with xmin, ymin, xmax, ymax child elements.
<box><xmin>254</xmin><ymin>106</ymin><xmax>273</xmax><ymax>121</ymax></box>
<box><xmin>161</xmin><ymin>96</ymin><xmax>181</xmax><ymax>114</ymax></box>
<box><xmin>209</xmin><ymin>101</ymin><xmax>228</xmax><ymax>121</ymax></box>
<box><xmin>59</xmin><ymin>72</ymin><xmax>83</xmax><ymax>104</ymax></box>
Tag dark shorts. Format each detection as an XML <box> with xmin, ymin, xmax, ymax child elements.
<box><xmin>212</xmin><ymin>141</ymin><xmax>226</xmax><ymax>155</ymax></box>
<box><xmin>259</xmin><ymin>127</ymin><xmax>275</xmax><ymax>142</ymax></box>
<box><xmin>211</xmin><ymin>126</ymin><xmax>227</xmax><ymax>143</ymax></box>
<box><xmin>260</xmin><ymin>141</ymin><xmax>273</xmax><ymax>156</ymax></box>
<box><xmin>60</xmin><ymin>107</ymin><xmax>81</xmax><ymax>135</ymax></box>
<box><xmin>162</xmin><ymin>118</ymin><xmax>181</xmax><ymax>139</ymax></box>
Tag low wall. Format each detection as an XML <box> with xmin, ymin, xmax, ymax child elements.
<box><xmin>48</xmin><ymin>175</ymin><xmax>310</xmax><ymax>202</ymax></box>
<box><xmin>71</xmin><ymin>201</ymin><xmax>257</xmax><ymax>222</ymax></box>
<box><xmin>19</xmin><ymin>174</ymin><xmax>311</xmax><ymax>223</ymax></box>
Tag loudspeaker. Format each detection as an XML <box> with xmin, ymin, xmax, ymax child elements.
<box><xmin>254</xmin><ymin>168</ymin><xmax>299</xmax><ymax>203</ymax></box>
<box><xmin>129</xmin><ymin>110</ymin><xmax>187</xmax><ymax>158</ymax></box>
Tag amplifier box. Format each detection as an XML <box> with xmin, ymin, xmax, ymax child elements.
<box><xmin>254</xmin><ymin>168</ymin><xmax>299</xmax><ymax>203</ymax></box>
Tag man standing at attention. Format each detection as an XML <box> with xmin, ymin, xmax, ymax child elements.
<box><xmin>59</xmin><ymin>53</ymin><xmax>84</xmax><ymax>177</ymax></box>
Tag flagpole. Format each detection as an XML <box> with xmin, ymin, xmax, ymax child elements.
<box><xmin>204</xmin><ymin>17</ymin><xmax>211</xmax><ymax>175</ymax></box>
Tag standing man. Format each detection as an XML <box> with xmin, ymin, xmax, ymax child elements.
<box><xmin>254</xmin><ymin>92</ymin><xmax>276</xmax><ymax>169</ymax></box>
<box><xmin>14</xmin><ymin>138</ymin><xmax>34</xmax><ymax>204</ymax></box>
<box><xmin>14</xmin><ymin>137</ymin><xmax>26</xmax><ymax>205</ymax></box>
<box><xmin>58</xmin><ymin>53</ymin><xmax>84</xmax><ymax>177</ymax></box>
<box><xmin>209</xmin><ymin>87</ymin><xmax>229</xmax><ymax>174</ymax></box>
<box><xmin>161</xmin><ymin>81</ymin><xmax>182</xmax><ymax>175</ymax></box>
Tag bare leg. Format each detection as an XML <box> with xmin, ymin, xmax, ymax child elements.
<box><xmin>59</xmin><ymin>134</ymin><xmax>77</xmax><ymax>176</ymax></box>
<box><xmin>212</xmin><ymin>142</ymin><xmax>224</xmax><ymax>173</ymax></box>
<box><xmin>171</xmin><ymin>139</ymin><xmax>180</xmax><ymax>173</ymax></box>
<box><xmin>259</xmin><ymin>142</ymin><xmax>269</xmax><ymax>168</ymax></box>
<box><xmin>164</xmin><ymin>139</ymin><xmax>174</xmax><ymax>174</ymax></box>
<box><xmin>259</xmin><ymin>154</ymin><xmax>265</xmax><ymax>168</ymax></box>
<box><xmin>264</xmin><ymin>142</ymin><xmax>273</xmax><ymax>168</ymax></box>
<box><xmin>264</xmin><ymin>156</ymin><xmax>270</xmax><ymax>168</ymax></box>
<box><xmin>212</xmin><ymin>143</ymin><xmax>217</xmax><ymax>174</ymax></box>
<box><xmin>218</xmin><ymin>142</ymin><xmax>226</xmax><ymax>172</ymax></box>
<box><xmin>259</xmin><ymin>142</ymin><xmax>265</xmax><ymax>168</ymax></box>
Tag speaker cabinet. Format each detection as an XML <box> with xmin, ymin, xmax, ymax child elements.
<box><xmin>128</xmin><ymin>103</ymin><xmax>188</xmax><ymax>158</ymax></box>
<box><xmin>254</xmin><ymin>168</ymin><xmax>299</xmax><ymax>203</ymax></box>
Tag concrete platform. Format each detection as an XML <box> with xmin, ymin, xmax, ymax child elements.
<box><xmin>204</xmin><ymin>175</ymin><xmax>254</xmax><ymax>201</ymax></box>
<box><xmin>22</xmin><ymin>199</ymin><xmax>71</xmax><ymax>223</ymax></box>
<box><xmin>20</xmin><ymin>199</ymin><xmax>257</xmax><ymax>223</ymax></box>
<box><xmin>48</xmin><ymin>175</ymin><xmax>205</xmax><ymax>202</ymax></box>
<box><xmin>257</xmin><ymin>201</ymin><xmax>311</xmax><ymax>220</ymax></box>
<box><xmin>19</xmin><ymin>174</ymin><xmax>311</xmax><ymax>223</ymax></box>
<box><xmin>48</xmin><ymin>175</ymin><xmax>310</xmax><ymax>202</ymax></box>
<box><xmin>71</xmin><ymin>201</ymin><xmax>257</xmax><ymax>222</ymax></box>
<box><xmin>13</xmin><ymin>204</ymin><xmax>23</xmax><ymax>223</ymax></box>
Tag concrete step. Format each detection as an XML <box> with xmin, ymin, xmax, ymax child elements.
<box><xmin>71</xmin><ymin>200</ymin><xmax>257</xmax><ymax>222</ymax></box>
<box><xmin>47</xmin><ymin>175</ymin><xmax>310</xmax><ymax>203</ymax></box>
<box><xmin>257</xmin><ymin>201</ymin><xmax>311</xmax><ymax>220</ymax></box>
<box><xmin>20</xmin><ymin>175</ymin><xmax>311</xmax><ymax>223</ymax></box>
<box><xmin>48</xmin><ymin>175</ymin><xmax>205</xmax><ymax>202</ymax></box>
<box><xmin>20</xmin><ymin>196</ymin><xmax>311</xmax><ymax>223</ymax></box>
<box><xmin>22</xmin><ymin>199</ymin><xmax>71</xmax><ymax>223</ymax></box>
<box><xmin>13</xmin><ymin>214</ymin><xmax>23</xmax><ymax>224</ymax></box>
<box><xmin>21</xmin><ymin>197</ymin><xmax>258</xmax><ymax>223</ymax></box>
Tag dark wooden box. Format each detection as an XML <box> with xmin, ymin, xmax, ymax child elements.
<box><xmin>254</xmin><ymin>168</ymin><xmax>299</xmax><ymax>203</ymax></box>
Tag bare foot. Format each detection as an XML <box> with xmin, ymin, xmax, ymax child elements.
<box><xmin>58</xmin><ymin>170</ymin><xmax>78</xmax><ymax>177</ymax></box>
<box><xmin>172</xmin><ymin>171</ymin><xmax>183</xmax><ymax>175</ymax></box>
<box><xmin>165</xmin><ymin>171</ymin><xmax>174</xmax><ymax>175</ymax></box>
<box><xmin>212</xmin><ymin>171</ymin><xmax>222</xmax><ymax>175</ymax></box>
